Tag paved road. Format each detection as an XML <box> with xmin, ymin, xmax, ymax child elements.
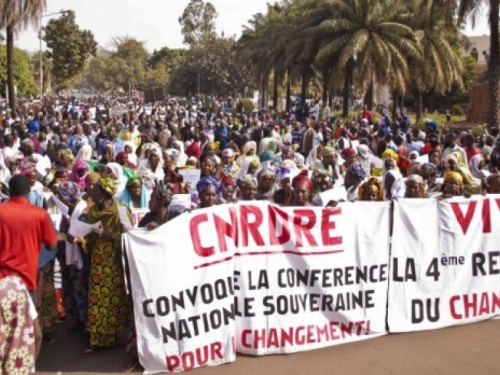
<box><xmin>37</xmin><ymin>319</ymin><xmax>500</xmax><ymax>375</ymax></box>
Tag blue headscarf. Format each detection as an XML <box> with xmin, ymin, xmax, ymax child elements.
<box><xmin>196</xmin><ymin>176</ymin><xmax>220</xmax><ymax>194</ymax></box>
<box><xmin>120</xmin><ymin>177</ymin><xmax>148</xmax><ymax>209</ymax></box>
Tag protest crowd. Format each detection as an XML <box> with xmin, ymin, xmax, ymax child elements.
<box><xmin>1</xmin><ymin>94</ymin><xmax>500</xmax><ymax>373</ymax></box>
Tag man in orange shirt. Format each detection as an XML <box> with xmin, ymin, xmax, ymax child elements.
<box><xmin>0</xmin><ymin>174</ymin><xmax>59</xmax><ymax>359</ymax></box>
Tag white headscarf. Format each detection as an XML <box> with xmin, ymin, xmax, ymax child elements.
<box><xmin>106</xmin><ymin>162</ymin><xmax>127</xmax><ymax>199</ymax></box>
<box><xmin>469</xmin><ymin>154</ymin><xmax>487</xmax><ymax>179</ymax></box>
<box><xmin>76</xmin><ymin>144</ymin><xmax>93</xmax><ymax>161</ymax></box>
<box><xmin>173</xmin><ymin>140</ymin><xmax>188</xmax><ymax>167</ymax></box>
<box><xmin>383</xmin><ymin>169</ymin><xmax>406</xmax><ymax>200</ymax></box>
<box><xmin>123</xmin><ymin>141</ymin><xmax>137</xmax><ymax>165</ymax></box>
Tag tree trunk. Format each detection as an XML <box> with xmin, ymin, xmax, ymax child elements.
<box><xmin>322</xmin><ymin>70</ymin><xmax>329</xmax><ymax>107</ymax></box>
<box><xmin>286</xmin><ymin>68</ymin><xmax>291</xmax><ymax>113</ymax></box>
<box><xmin>6</xmin><ymin>26</ymin><xmax>16</xmax><ymax>113</ymax></box>
<box><xmin>392</xmin><ymin>91</ymin><xmax>398</xmax><ymax>120</ymax></box>
<box><xmin>416</xmin><ymin>90</ymin><xmax>423</xmax><ymax>123</ymax></box>
<box><xmin>342</xmin><ymin>60</ymin><xmax>354</xmax><ymax>118</ymax></box>
<box><xmin>301</xmin><ymin>65</ymin><xmax>308</xmax><ymax>102</ymax></box>
<box><xmin>273</xmin><ymin>70</ymin><xmax>279</xmax><ymax>112</ymax></box>
<box><xmin>488</xmin><ymin>0</ymin><xmax>500</xmax><ymax>134</ymax></box>
<box><xmin>364</xmin><ymin>83</ymin><xmax>374</xmax><ymax>110</ymax></box>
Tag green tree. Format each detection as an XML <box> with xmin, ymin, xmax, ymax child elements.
<box><xmin>169</xmin><ymin>37</ymin><xmax>255</xmax><ymax>96</ymax></box>
<box><xmin>31</xmin><ymin>51</ymin><xmax>52</xmax><ymax>93</ymax></box>
<box><xmin>179</xmin><ymin>0</ymin><xmax>218</xmax><ymax>47</ymax></box>
<box><xmin>0</xmin><ymin>0</ymin><xmax>46</xmax><ymax>110</ymax></box>
<box><xmin>150</xmin><ymin>47</ymin><xmax>187</xmax><ymax>72</ymax></box>
<box><xmin>43</xmin><ymin>10</ymin><xmax>97</xmax><ymax>92</ymax></box>
<box><xmin>84</xmin><ymin>56</ymin><xmax>121</xmax><ymax>92</ymax></box>
<box><xmin>306</xmin><ymin>0</ymin><xmax>421</xmax><ymax>117</ymax></box>
<box><xmin>111</xmin><ymin>37</ymin><xmax>150</xmax><ymax>90</ymax></box>
<box><xmin>401</xmin><ymin>0</ymin><xmax>463</xmax><ymax>120</ymax></box>
<box><xmin>0</xmin><ymin>45</ymin><xmax>37</xmax><ymax>96</ymax></box>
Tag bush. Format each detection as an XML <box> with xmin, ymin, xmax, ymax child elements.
<box><xmin>452</xmin><ymin>105</ymin><xmax>463</xmax><ymax>116</ymax></box>
<box><xmin>472</xmin><ymin>125</ymin><xmax>485</xmax><ymax>138</ymax></box>
<box><xmin>236</xmin><ymin>98</ymin><xmax>255</xmax><ymax>114</ymax></box>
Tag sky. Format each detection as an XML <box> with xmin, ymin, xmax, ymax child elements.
<box><xmin>15</xmin><ymin>0</ymin><xmax>490</xmax><ymax>53</ymax></box>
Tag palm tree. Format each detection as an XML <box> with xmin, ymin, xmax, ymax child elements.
<box><xmin>0</xmin><ymin>0</ymin><xmax>47</xmax><ymax>112</ymax></box>
<box><xmin>401</xmin><ymin>0</ymin><xmax>463</xmax><ymax>121</ymax></box>
<box><xmin>305</xmin><ymin>0</ymin><xmax>420</xmax><ymax>117</ymax></box>
<box><xmin>456</xmin><ymin>0</ymin><xmax>500</xmax><ymax>132</ymax></box>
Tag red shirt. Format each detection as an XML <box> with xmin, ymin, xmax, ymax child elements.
<box><xmin>464</xmin><ymin>146</ymin><xmax>480</xmax><ymax>163</ymax></box>
<box><xmin>0</xmin><ymin>197</ymin><xmax>58</xmax><ymax>291</ymax></box>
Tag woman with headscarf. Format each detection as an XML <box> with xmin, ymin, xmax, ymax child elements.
<box><xmin>341</xmin><ymin>147</ymin><xmax>358</xmax><ymax>173</ymax></box>
<box><xmin>358</xmin><ymin>177</ymin><xmax>385</xmax><ymax>201</ymax></box>
<box><xmin>441</xmin><ymin>171</ymin><xmax>464</xmax><ymax>198</ymax></box>
<box><xmin>120</xmin><ymin>177</ymin><xmax>148</xmax><ymax>209</ymax></box>
<box><xmin>80</xmin><ymin>176</ymin><xmax>131</xmax><ymax>358</ymax></box>
<box><xmin>345</xmin><ymin>163</ymin><xmax>367</xmax><ymax>202</ymax></box>
<box><xmin>58</xmin><ymin>148</ymin><xmax>75</xmax><ymax>171</ymax></box>
<box><xmin>99</xmin><ymin>144</ymin><xmax>114</xmax><ymax>166</ymax></box>
<box><xmin>259</xmin><ymin>149</ymin><xmax>275</xmax><ymax>170</ymax></box>
<box><xmin>383</xmin><ymin>169</ymin><xmax>406</xmax><ymax>200</ymax></box>
<box><xmin>105</xmin><ymin>162</ymin><xmax>127</xmax><ymax>200</ymax></box>
<box><xmin>419</xmin><ymin>162</ymin><xmax>441</xmax><ymax>197</ymax></box>
<box><xmin>57</xmin><ymin>181</ymin><xmax>89</xmax><ymax>334</ymax></box>
<box><xmin>123</xmin><ymin>141</ymin><xmax>137</xmax><ymax>166</ymax></box>
<box><xmin>196</xmin><ymin>176</ymin><xmax>220</xmax><ymax>209</ymax></box>
<box><xmin>357</xmin><ymin>144</ymin><xmax>372</xmax><ymax>176</ymax></box>
<box><xmin>239</xmin><ymin>175</ymin><xmax>258</xmax><ymax>201</ymax></box>
<box><xmin>217</xmin><ymin>173</ymin><xmax>236</xmax><ymax>204</ymax></box>
<box><xmin>291</xmin><ymin>170</ymin><xmax>313</xmax><ymax>206</ymax></box>
<box><xmin>256</xmin><ymin>167</ymin><xmax>276</xmax><ymax>201</ymax></box>
<box><xmin>137</xmin><ymin>147</ymin><xmax>164</xmax><ymax>192</ymax></box>
<box><xmin>305</xmin><ymin>144</ymin><xmax>322</xmax><ymax>168</ymax></box>
<box><xmin>76</xmin><ymin>145</ymin><xmax>93</xmax><ymax>161</ymax></box>
<box><xmin>173</xmin><ymin>140</ymin><xmax>188</xmax><ymax>167</ymax></box>
<box><xmin>237</xmin><ymin>140</ymin><xmax>259</xmax><ymax>168</ymax></box>
<box><xmin>137</xmin><ymin>182</ymin><xmax>179</xmax><ymax>230</ymax></box>
<box><xmin>485</xmin><ymin>172</ymin><xmax>500</xmax><ymax>193</ymax></box>
<box><xmin>311</xmin><ymin>170</ymin><xmax>335</xmax><ymax>206</ymax></box>
<box><xmin>469</xmin><ymin>154</ymin><xmax>489</xmax><ymax>180</ymax></box>
<box><xmin>115</xmin><ymin>151</ymin><xmax>136</xmax><ymax>169</ymax></box>
<box><xmin>445</xmin><ymin>153</ymin><xmax>480</xmax><ymax>194</ymax></box>
<box><xmin>221</xmin><ymin>148</ymin><xmax>241</xmax><ymax>180</ymax></box>
<box><xmin>70</xmin><ymin>158</ymin><xmax>89</xmax><ymax>190</ymax></box>
<box><xmin>164</xmin><ymin>168</ymin><xmax>189</xmax><ymax>194</ymax></box>
<box><xmin>405</xmin><ymin>175</ymin><xmax>427</xmax><ymax>198</ymax></box>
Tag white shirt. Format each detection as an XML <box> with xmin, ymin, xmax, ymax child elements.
<box><xmin>312</xmin><ymin>132</ymin><xmax>323</xmax><ymax>149</ymax></box>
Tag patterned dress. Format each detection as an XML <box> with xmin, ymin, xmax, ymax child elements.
<box><xmin>0</xmin><ymin>276</ymin><xmax>37</xmax><ymax>375</ymax></box>
<box><xmin>85</xmin><ymin>201</ymin><xmax>131</xmax><ymax>347</ymax></box>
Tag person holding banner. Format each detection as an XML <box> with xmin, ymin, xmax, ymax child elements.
<box><xmin>358</xmin><ymin>177</ymin><xmax>385</xmax><ymax>201</ymax></box>
<box><xmin>291</xmin><ymin>170</ymin><xmax>313</xmax><ymax>206</ymax></box>
<box><xmin>57</xmin><ymin>182</ymin><xmax>89</xmax><ymax>335</ymax></box>
<box><xmin>441</xmin><ymin>171</ymin><xmax>464</xmax><ymax>198</ymax></box>
<box><xmin>80</xmin><ymin>176</ymin><xmax>130</xmax><ymax>359</ymax></box>
<box><xmin>196</xmin><ymin>176</ymin><xmax>219</xmax><ymax>209</ymax></box>
<box><xmin>120</xmin><ymin>177</ymin><xmax>148</xmax><ymax>209</ymax></box>
<box><xmin>485</xmin><ymin>172</ymin><xmax>500</xmax><ymax>193</ymax></box>
<box><xmin>404</xmin><ymin>175</ymin><xmax>427</xmax><ymax>198</ymax></box>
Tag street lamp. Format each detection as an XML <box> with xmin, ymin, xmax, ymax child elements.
<box><xmin>39</xmin><ymin>10</ymin><xmax>68</xmax><ymax>99</ymax></box>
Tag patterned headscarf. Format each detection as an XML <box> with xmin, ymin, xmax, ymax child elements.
<box><xmin>444</xmin><ymin>171</ymin><xmax>464</xmax><ymax>185</ymax></box>
<box><xmin>126</xmin><ymin>176</ymin><xmax>142</xmax><ymax>188</ymax></box>
<box><xmin>348</xmin><ymin>163</ymin><xmax>368</xmax><ymax>182</ymax></box>
<box><xmin>322</xmin><ymin>146</ymin><xmax>336</xmax><ymax>158</ymax></box>
<box><xmin>260</xmin><ymin>150</ymin><xmax>274</xmax><ymax>162</ymax></box>
<box><xmin>58</xmin><ymin>181</ymin><xmax>81</xmax><ymax>202</ymax></box>
<box><xmin>314</xmin><ymin>170</ymin><xmax>334</xmax><ymax>184</ymax></box>
<box><xmin>71</xmin><ymin>158</ymin><xmax>89</xmax><ymax>189</ymax></box>
<box><xmin>341</xmin><ymin>148</ymin><xmax>356</xmax><ymax>159</ymax></box>
<box><xmin>239</xmin><ymin>175</ymin><xmax>258</xmax><ymax>188</ymax></box>
<box><xmin>196</xmin><ymin>176</ymin><xmax>220</xmax><ymax>194</ymax></box>
<box><xmin>292</xmin><ymin>170</ymin><xmax>313</xmax><ymax>191</ymax></box>
<box><xmin>382</xmin><ymin>149</ymin><xmax>398</xmax><ymax>161</ymax></box>
<box><xmin>358</xmin><ymin>177</ymin><xmax>384</xmax><ymax>201</ymax></box>
<box><xmin>59</xmin><ymin>148</ymin><xmax>75</xmax><ymax>163</ymax></box>
<box><xmin>99</xmin><ymin>176</ymin><xmax>117</xmax><ymax>196</ymax></box>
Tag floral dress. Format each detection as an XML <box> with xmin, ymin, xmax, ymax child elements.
<box><xmin>0</xmin><ymin>276</ymin><xmax>37</xmax><ymax>375</ymax></box>
<box><xmin>84</xmin><ymin>200</ymin><xmax>131</xmax><ymax>347</ymax></box>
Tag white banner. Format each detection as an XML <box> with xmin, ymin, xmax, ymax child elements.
<box><xmin>388</xmin><ymin>196</ymin><xmax>500</xmax><ymax>332</ymax></box>
<box><xmin>124</xmin><ymin>201</ymin><xmax>390</xmax><ymax>373</ymax></box>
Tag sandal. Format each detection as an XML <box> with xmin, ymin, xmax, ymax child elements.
<box><xmin>123</xmin><ymin>358</ymin><xmax>141</xmax><ymax>373</ymax></box>
<box><xmin>78</xmin><ymin>347</ymin><xmax>96</xmax><ymax>359</ymax></box>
